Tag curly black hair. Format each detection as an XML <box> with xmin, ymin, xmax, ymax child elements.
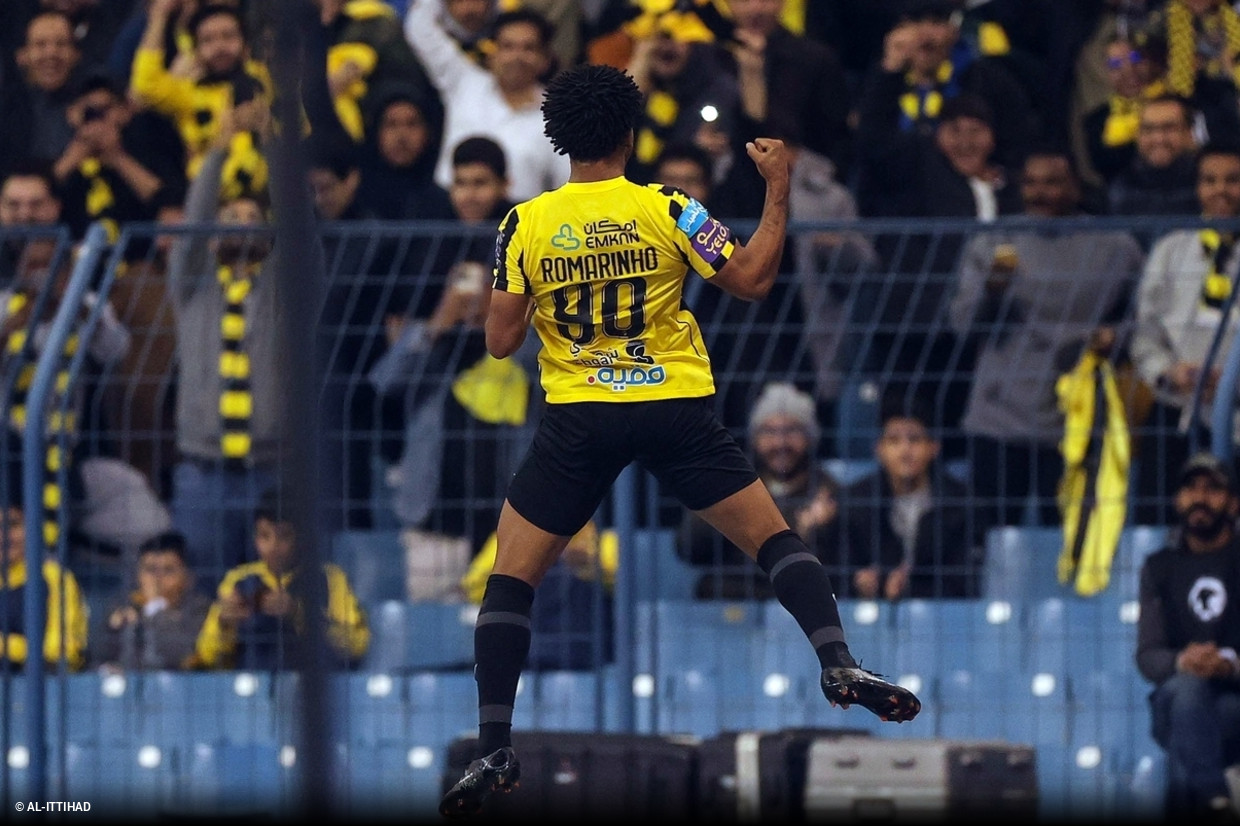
<box><xmin>541</xmin><ymin>64</ymin><xmax>643</xmax><ymax>162</ymax></box>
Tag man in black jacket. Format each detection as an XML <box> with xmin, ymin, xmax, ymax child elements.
<box><xmin>1137</xmin><ymin>452</ymin><xmax>1240</xmax><ymax>819</ymax></box>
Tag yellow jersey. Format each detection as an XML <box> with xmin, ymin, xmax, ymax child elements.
<box><xmin>494</xmin><ymin>177</ymin><xmax>736</xmax><ymax>403</ymax></box>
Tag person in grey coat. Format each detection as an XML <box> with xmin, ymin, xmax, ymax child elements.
<box><xmin>950</xmin><ymin>147</ymin><xmax>1144</xmax><ymax>526</ymax></box>
<box><xmin>165</xmin><ymin>99</ymin><xmax>307</xmax><ymax>586</ymax></box>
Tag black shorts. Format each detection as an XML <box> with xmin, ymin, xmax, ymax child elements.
<box><xmin>506</xmin><ymin>397</ymin><xmax>759</xmax><ymax>537</ymax></box>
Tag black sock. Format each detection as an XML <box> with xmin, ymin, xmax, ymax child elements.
<box><xmin>757</xmin><ymin>529</ymin><xmax>856</xmax><ymax>669</ymax></box>
<box><xmin>473</xmin><ymin>573</ymin><xmax>535</xmax><ymax>755</ymax></box>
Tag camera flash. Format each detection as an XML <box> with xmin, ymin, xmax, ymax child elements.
<box><xmin>700</xmin><ymin>104</ymin><xmax>719</xmax><ymax>123</ymax></box>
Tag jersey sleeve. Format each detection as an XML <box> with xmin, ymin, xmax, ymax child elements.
<box><xmin>660</xmin><ymin>186</ymin><xmax>736</xmax><ymax>278</ymax></box>
<box><xmin>493</xmin><ymin>206</ymin><xmax>531</xmax><ymax>295</ymax></box>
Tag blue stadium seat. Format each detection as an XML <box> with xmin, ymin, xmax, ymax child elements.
<box><xmin>362</xmin><ymin>600</ymin><xmax>475</xmax><ymax>672</ymax></box>
<box><xmin>332</xmin><ymin>530</ymin><xmax>405</xmax><ymax>603</ymax></box>
<box><xmin>890</xmin><ymin>599</ymin><xmax>1021</xmax><ymax>680</ymax></box>
<box><xmin>982</xmin><ymin>527</ymin><xmax>1066</xmax><ymax>602</ymax></box>
<box><xmin>59</xmin><ymin>673</ymin><xmax>133</xmax><ymax>746</ymax></box>
<box><xmin>1037</xmin><ymin>744</ymin><xmax>1125</xmax><ymax>822</ymax></box>
<box><xmin>1069</xmin><ymin>670</ymin><xmax>1156</xmax><ymax>783</ymax></box>
<box><xmin>634</xmin><ymin>600</ymin><xmax>766</xmax><ymax>736</ymax></box>
<box><xmin>59</xmin><ymin>742</ymin><xmax>178</xmax><ymax>813</ymax></box>
<box><xmin>983</xmin><ymin>526</ymin><xmax>1169</xmax><ymax>607</ymax></box>
<box><xmin>178</xmin><ymin>741</ymin><xmax>293</xmax><ymax>817</ymax></box>
<box><xmin>134</xmin><ymin>672</ymin><xmax>277</xmax><ymax>747</ymax></box>
<box><xmin>339</xmin><ymin>672</ymin><xmax>407</xmax><ymax>747</ymax></box>
<box><xmin>1026</xmin><ymin>598</ymin><xmax>1137</xmax><ymax>677</ymax></box>
<box><xmin>406</xmin><ymin>671</ymin><xmax>477</xmax><ymax>747</ymax></box>
<box><xmin>623</xmin><ymin>529</ymin><xmax>698</xmax><ymax>601</ymax></box>
<box><xmin>835</xmin><ymin>378</ymin><xmax>879</xmax><ymax>459</ymax></box>
<box><xmin>523</xmin><ymin>670</ymin><xmax>616</xmax><ymax>732</ymax></box>
<box><xmin>337</xmin><ymin>741</ymin><xmax>441</xmax><ymax>817</ymax></box>
<box><xmin>756</xmin><ymin>600</ymin><xmax>913</xmax><ymax>735</ymax></box>
<box><xmin>937</xmin><ymin>668</ymin><xmax>1070</xmax><ymax>747</ymax></box>
<box><xmin>1108</xmin><ymin>526</ymin><xmax>1168</xmax><ymax>605</ymax></box>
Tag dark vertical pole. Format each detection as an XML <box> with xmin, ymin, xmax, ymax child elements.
<box><xmin>269</xmin><ymin>2</ymin><xmax>333</xmax><ymax>816</ymax></box>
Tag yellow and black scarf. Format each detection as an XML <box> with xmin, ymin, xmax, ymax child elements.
<box><xmin>1056</xmin><ymin>349</ymin><xmax>1130</xmax><ymax>597</ymax></box>
<box><xmin>1101</xmin><ymin>79</ymin><xmax>1167</xmax><ymax>147</ymax></box>
<box><xmin>1199</xmin><ymin>228</ymin><xmax>1235</xmax><ymax>309</ymax></box>
<box><xmin>5</xmin><ymin>293</ymin><xmax>78</xmax><ymax>549</ymax></box>
<box><xmin>635</xmin><ymin>90</ymin><xmax>679</xmax><ymax>167</ymax></box>
<box><xmin>1166</xmin><ymin>0</ymin><xmax>1240</xmax><ymax>98</ymax></box>
<box><xmin>899</xmin><ymin>60</ymin><xmax>959</xmax><ymax>132</ymax></box>
<box><xmin>217</xmin><ymin>264</ymin><xmax>259</xmax><ymax>469</ymax></box>
<box><xmin>77</xmin><ymin>158</ymin><xmax>120</xmax><ymax>244</ymax></box>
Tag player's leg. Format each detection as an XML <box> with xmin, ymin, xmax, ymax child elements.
<box><xmin>439</xmin><ymin>502</ymin><xmax>570</xmax><ymax>819</ymax></box>
<box><xmin>694</xmin><ymin>482</ymin><xmax>919</xmax><ymax>722</ymax></box>
<box><xmin>441</xmin><ymin>403</ymin><xmax>627</xmax><ymax>818</ymax></box>
<box><xmin>643</xmin><ymin>398</ymin><xmax>919</xmax><ymax>724</ymax></box>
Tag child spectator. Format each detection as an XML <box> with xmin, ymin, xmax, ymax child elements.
<box><xmin>93</xmin><ymin>530</ymin><xmax>211</xmax><ymax>671</ymax></box>
<box><xmin>191</xmin><ymin>488</ymin><xmax>369</xmax><ymax>670</ymax></box>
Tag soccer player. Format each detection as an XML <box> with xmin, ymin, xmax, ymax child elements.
<box><xmin>439</xmin><ymin>62</ymin><xmax>920</xmax><ymax>818</ymax></box>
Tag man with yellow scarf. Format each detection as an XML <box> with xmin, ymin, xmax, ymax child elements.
<box><xmin>1131</xmin><ymin>141</ymin><xmax>1240</xmax><ymax>526</ymax></box>
<box><xmin>1141</xmin><ymin>0</ymin><xmax>1240</xmax><ymax>145</ymax></box>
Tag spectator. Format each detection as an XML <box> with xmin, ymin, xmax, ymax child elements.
<box><xmin>307</xmin><ymin>134</ymin><xmax>371</xmax><ymax>223</ymax></box>
<box><xmin>855</xmin><ymin>55</ymin><xmax>1025</xmax><ymax>221</ymax></box>
<box><xmin>129</xmin><ymin>0</ymin><xmax>273</xmax><ymax>196</ymax></box>
<box><xmin>0</xmin><ymin>160</ymin><xmax>66</xmax><ymax>285</ymax></box>
<box><xmin>309</xmin><ymin>133</ymin><xmax>392</xmax><ymax>531</ymax></box>
<box><xmin>437</xmin><ymin>0</ymin><xmax>498</xmax><ymax>66</ymax></box>
<box><xmin>107</xmin><ymin>0</ymin><xmax>242</xmax><ymax>89</ymax></box>
<box><xmin>0</xmin><ymin>482</ymin><xmax>88</xmax><ymax>672</ymax></box>
<box><xmin>621</xmin><ymin>8</ymin><xmax>739</xmax><ymax>187</ymax></box>
<box><xmin>0</xmin><ymin>10</ymin><xmax>87</xmax><ymax>181</ymax></box>
<box><xmin>462</xmin><ymin>519</ymin><xmax>617</xmax><ymax>670</ymax></box>
<box><xmin>1130</xmin><ymin>141</ymin><xmax>1240</xmax><ymax>526</ymax></box>
<box><xmin>0</xmin><ymin>161</ymin><xmax>132</xmax><ymax>555</ymax></box>
<box><xmin>716</xmin><ymin>0</ymin><xmax>854</xmax><ymax>183</ymax></box>
<box><xmin>368</xmin><ymin>239</ymin><xmax>535</xmax><ymax>554</ymax></box>
<box><xmin>830</xmin><ymin>388</ymin><xmax>984</xmax><ymax>600</ymax></box>
<box><xmin>438</xmin><ymin>0</ymin><xmax>582</xmax><ymax>73</ymax></box>
<box><xmin>949</xmin><ymin>147</ymin><xmax>1143</xmax><ymax>526</ymax></box>
<box><xmin>314</xmin><ymin>0</ymin><xmax>439</xmax><ymax>144</ymax></box>
<box><xmin>1139</xmin><ymin>0</ymin><xmax>1240</xmax><ymax>146</ymax></box>
<box><xmin>51</xmin><ymin>71</ymin><xmax>187</xmax><ymax>242</ymax></box>
<box><xmin>652</xmin><ymin>140</ymin><xmax>714</xmax><ymax>206</ymax></box>
<box><xmin>404</xmin><ymin>0</ymin><xmax>571</xmax><ymax>201</ymax></box>
<box><xmin>854</xmin><ymin>0</ymin><xmax>1040</xmax><ymax>174</ymax></box>
<box><xmin>14</xmin><ymin>0</ymin><xmax>139</xmax><ymax>75</ymax></box>
<box><xmin>165</xmin><ymin>100</ymin><xmax>299</xmax><ymax>586</ymax></box>
<box><xmin>354</xmin><ymin>84</ymin><xmax>453</xmax><ymax>223</ymax></box>
<box><xmin>93</xmin><ymin>530</ymin><xmax>211</xmax><ymax>671</ymax></box>
<box><xmin>191</xmin><ymin>488</ymin><xmax>370</xmax><ymax>670</ymax></box>
<box><xmin>1081</xmin><ymin>36</ymin><xmax>1167</xmax><ymax>190</ymax></box>
<box><xmin>677</xmin><ymin>382</ymin><xmax>838</xmax><ymax>599</ymax></box>
<box><xmin>1136</xmin><ymin>451</ymin><xmax>1240</xmax><ymax>819</ymax></box>
<box><xmin>419</xmin><ymin>135</ymin><xmax>518</xmax><ymax>314</ymax></box>
<box><xmin>446</xmin><ymin>135</ymin><xmax>515</xmax><ymax>228</ymax></box>
<box><xmin>1108</xmin><ymin>93</ymin><xmax>1202</xmax><ymax>218</ymax></box>
<box><xmin>852</xmin><ymin>93</ymin><xmax>1022</xmax><ymax>456</ymax></box>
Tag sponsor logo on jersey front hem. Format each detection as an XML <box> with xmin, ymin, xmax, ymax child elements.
<box><xmin>587</xmin><ymin>365</ymin><xmax>666</xmax><ymax>391</ymax></box>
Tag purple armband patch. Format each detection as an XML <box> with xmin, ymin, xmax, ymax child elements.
<box><xmin>690</xmin><ymin>217</ymin><xmax>733</xmax><ymax>264</ymax></box>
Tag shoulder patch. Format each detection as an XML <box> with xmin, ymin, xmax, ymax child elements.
<box><xmin>675</xmin><ymin>197</ymin><xmax>709</xmax><ymax>236</ymax></box>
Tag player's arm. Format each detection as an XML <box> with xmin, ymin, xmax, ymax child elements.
<box><xmin>707</xmin><ymin>138</ymin><xmax>790</xmax><ymax>301</ymax></box>
<box><xmin>486</xmin><ymin>289</ymin><xmax>535</xmax><ymax>359</ymax></box>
